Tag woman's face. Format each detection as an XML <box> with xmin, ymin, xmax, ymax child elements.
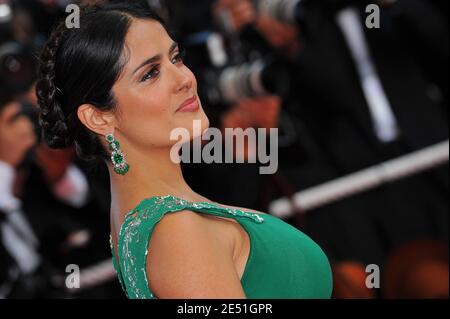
<box><xmin>112</xmin><ymin>19</ymin><xmax>209</xmax><ymax>150</ymax></box>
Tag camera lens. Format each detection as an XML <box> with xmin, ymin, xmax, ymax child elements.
<box><xmin>0</xmin><ymin>43</ymin><xmax>35</xmax><ymax>93</ymax></box>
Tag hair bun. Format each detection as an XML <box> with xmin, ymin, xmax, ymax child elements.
<box><xmin>39</xmin><ymin>99</ymin><xmax>73</xmax><ymax>148</ymax></box>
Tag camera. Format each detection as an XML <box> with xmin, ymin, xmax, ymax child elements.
<box><xmin>195</xmin><ymin>16</ymin><xmax>292</xmax><ymax>110</ymax></box>
<box><xmin>202</xmin><ymin>57</ymin><xmax>291</xmax><ymax>106</ymax></box>
<box><xmin>0</xmin><ymin>40</ymin><xmax>40</xmax><ymax>138</ymax></box>
<box><xmin>0</xmin><ymin>41</ymin><xmax>36</xmax><ymax>97</ymax></box>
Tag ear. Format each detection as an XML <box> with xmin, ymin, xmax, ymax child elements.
<box><xmin>77</xmin><ymin>104</ymin><xmax>116</xmax><ymax>137</ymax></box>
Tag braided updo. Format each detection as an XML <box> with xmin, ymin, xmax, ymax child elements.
<box><xmin>36</xmin><ymin>2</ymin><xmax>167</xmax><ymax>161</ymax></box>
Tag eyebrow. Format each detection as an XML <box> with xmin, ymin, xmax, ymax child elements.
<box><xmin>132</xmin><ymin>41</ymin><xmax>179</xmax><ymax>76</ymax></box>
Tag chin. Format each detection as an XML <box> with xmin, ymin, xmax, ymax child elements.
<box><xmin>190</xmin><ymin>110</ymin><xmax>210</xmax><ymax>140</ymax></box>
<box><xmin>171</xmin><ymin>110</ymin><xmax>210</xmax><ymax>144</ymax></box>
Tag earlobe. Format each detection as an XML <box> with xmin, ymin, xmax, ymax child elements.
<box><xmin>77</xmin><ymin>103</ymin><xmax>115</xmax><ymax>136</ymax></box>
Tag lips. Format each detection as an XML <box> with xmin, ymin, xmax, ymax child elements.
<box><xmin>176</xmin><ymin>95</ymin><xmax>199</xmax><ymax>112</ymax></box>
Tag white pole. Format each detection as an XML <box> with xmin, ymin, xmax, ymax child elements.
<box><xmin>269</xmin><ymin>140</ymin><xmax>449</xmax><ymax>218</ymax></box>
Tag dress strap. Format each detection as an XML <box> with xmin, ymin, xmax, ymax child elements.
<box><xmin>132</xmin><ymin>195</ymin><xmax>265</xmax><ymax>224</ymax></box>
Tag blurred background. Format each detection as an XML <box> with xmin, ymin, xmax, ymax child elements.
<box><xmin>0</xmin><ymin>0</ymin><xmax>448</xmax><ymax>299</ymax></box>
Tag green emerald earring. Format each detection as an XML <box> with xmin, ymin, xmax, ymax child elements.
<box><xmin>106</xmin><ymin>133</ymin><xmax>130</xmax><ymax>175</ymax></box>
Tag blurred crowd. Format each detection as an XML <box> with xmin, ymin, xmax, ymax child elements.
<box><xmin>0</xmin><ymin>0</ymin><xmax>448</xmax><ymax>298</ymax></box>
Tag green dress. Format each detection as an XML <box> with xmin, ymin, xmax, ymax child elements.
<box><xmin>110</xmin><ymin>195</ymin><xmax>333</xmax><ymax>299</ymax></box>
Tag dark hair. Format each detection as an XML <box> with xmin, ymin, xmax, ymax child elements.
<box><xmin>36</xmin><ymin>2</ymin><xmax>168</xmax><ymax>161</ymax></box>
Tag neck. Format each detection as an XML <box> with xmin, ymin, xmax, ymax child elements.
<box><xmin>108</xmin><ymin>144</ymin><xmax>202</xmax><ymax>217</ymax></box>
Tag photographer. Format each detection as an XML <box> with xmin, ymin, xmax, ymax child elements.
<box><xmin>207</xmin><ymin>0</ymin><xmax>449</xmax><ymax>270</ymax></box>
<box><xmin>0</xmin><ymin>2</ymin><xmax>96</xmax><ymax>296</ymax></box>
<box><xmin>0</xmin><ymin>101</ymin><xmax>42</xmax><ymax>297</ymax></box>
<box><xmin>213</xmin><ymin>0</ymin><xmax>300</xmax><ymax>58</ymax></box>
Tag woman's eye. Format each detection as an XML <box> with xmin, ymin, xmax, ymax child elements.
<box><xmin>140</xmin><ymin>49</ymin><xmax>186</xmax><ymax>83</ymax></box>
<box><xmin>172</xmin><ymin>48</ymin><xmax>186</xmax><ymax>64</ymax></box>
<box><xmin>141</xmin><ymin>67</ymin><xmax>160</xmax><ymax>82</ymax></box>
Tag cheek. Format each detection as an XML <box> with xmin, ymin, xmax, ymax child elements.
<box><xmin>118</xmin><ymin>92</ymin><xmax>175</xmax><ymax>147</ymax></box>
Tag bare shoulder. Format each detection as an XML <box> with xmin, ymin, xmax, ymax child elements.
<box><xmin>146</xmin><ymin>210</ymin><xmax>247</xmax><ymax>299</ymax></box>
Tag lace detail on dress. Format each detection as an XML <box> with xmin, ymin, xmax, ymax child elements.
<box><xmin>110</xmin><ymin>194</ymin><xmax>265</xmax><ymax>299</ymax></box>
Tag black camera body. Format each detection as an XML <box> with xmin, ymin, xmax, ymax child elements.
<box><xmin>0</xmin><ymin>41</ymin><xmax>36</xmax><ymax>98</ymax></box>
<box><xmin>0</xmin><ymin>39</ymin><xmax>40</xmax><ymax>138</ymax></box>
<box><xmin>190</xmin><ymin>26</ymin><xmax>292</xmax><ymax>113</ymax></box>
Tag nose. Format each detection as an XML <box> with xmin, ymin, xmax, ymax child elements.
<box><xmin>172</xmin><ymin>64</ymin><xmax>193</xmax><ymax>94</ymax></box>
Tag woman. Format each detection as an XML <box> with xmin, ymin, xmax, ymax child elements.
<box><xmin>36</xmin><ymin>2</ymin><xmax>332</xmax><ymax>299</ymax></box>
